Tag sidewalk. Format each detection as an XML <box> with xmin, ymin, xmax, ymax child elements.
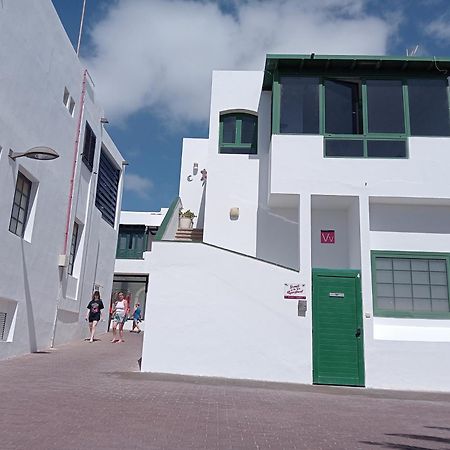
<box><xmin>0</xmin><ymin>331</ymin><xmax>449</xmax><ymax>449</ymax></box>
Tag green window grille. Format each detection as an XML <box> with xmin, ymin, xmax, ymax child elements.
<box><xmin>219</xmin><ymin>112</ymin><xmax>257</xmax><ymax>154</ymax></box>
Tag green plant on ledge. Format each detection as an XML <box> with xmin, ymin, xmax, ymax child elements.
<box><xmin>180</xmin><ymin>209</ymin><xmax>196</xmax><ymax>219</ymax></box>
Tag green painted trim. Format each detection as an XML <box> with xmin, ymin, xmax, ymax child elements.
<box><xmin>371</xmin><ymin>250</ymin><xmax>450</xmax><ymax>319</ymax></box>
<box><xmin>266</xmin><ymin>54</ymin><xmax>450</xmax><ymax>63</ymax></box>
<box><xmin>219</xmin><ymin>112</ymin><xmax>258</xmax><ymax>154</ymax></box>
<box><xmin>154</xmin><ymin>196</ymin><xmax>180</xmax><ymax>241</ymax></box>
<box><xmin>312</xmin><ymin>268</ymin><xmax>365</xmax><ymax>387</ymax></box>
<box><xmin>272</xmin><ymin>70</ymin><xmax>281</xmax><ymax>134</ymax></box>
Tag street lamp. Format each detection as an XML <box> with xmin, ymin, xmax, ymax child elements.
<box><xmin>9</xmin><ymin>146</ymin><xmax>60</xmax><ymax>161</ymax></box>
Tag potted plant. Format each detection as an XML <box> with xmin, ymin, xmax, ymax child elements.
<box><xmin>179</xmin><ymin>209</ymin><xmax>196</xmax><ymax>229</ymax></box>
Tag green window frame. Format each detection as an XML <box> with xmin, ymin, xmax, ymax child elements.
<box><xmin>272</xmin><ymin>72</ymin><xmax>450</xmax><ymax>159</ymax></box>
<box><xmin>219</xmin><ymin>112</ymin><xmax>257</xmax><ymax>154</ymax></box>
<box><xmin>371</xmin><ymin>251</ymin><xmax>450</xmax><ymax>319</ymax></box>
<box><xmin>116</xmin><ymin>225</ymin><xmax>148</xmax><ymax>259</ymax></box>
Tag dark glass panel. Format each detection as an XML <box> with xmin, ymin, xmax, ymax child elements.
<box><xmin>367</xmin><ymin>80</ymin><xmax>405</xmax><ymax>133</ymax></box>
<box><xmin>240</xmin><ymin>115</ymin><xmax>257</xmax><ymax>145</ymax></box>
<box><xmin>367</xmin><ymin>140</ymin><xmax>407</xmax><ymax>158</ymax></box>
<box><xmin>221</xmin><ymin>116</ymin><xmax>236</xmax><ymax>143</ymax></box>
<box><xmin>280</xmin><ymin>77</ymin><xmax>319</xmax><ymax>134</ymax></box>
<box><xmin>325</xmin><ymin>79</ymin><xmax>362</xmax><ymax>134</ymax></box>
<box><xmin>325</xmin><ymin>139</ymin><xmax>364</xmax><ymax>157</ymax></box>
<box><xmin>409</xmin><ymin>78</ymin><xmax>450</xmax><ymax>136</ymax></box>
<box><xmin>220</xmin><ymin>146</ymin><xmax>257</xmax><ymax>155</ymax></box>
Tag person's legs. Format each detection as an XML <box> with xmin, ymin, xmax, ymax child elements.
<box><xmin>118</xmin><ymin>321</ymin><xmax>125</xmax><ymax>342</ymax></box>
<box><xmin>89</xmin><ymin>320</ymin><xmax>98</xmax><ymax>342</ymax></box>
<box><xmin>111</xmin><ymin>321</ymin><xmax>118</xmax><ymax>342</ymax></box>
<box><xmin>134</xmin><ymin>319</ymin><xmax>141</xmax><ymax>332</ymax></box>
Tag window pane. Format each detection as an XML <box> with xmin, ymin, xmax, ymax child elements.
<box><xmin>430</xmin><ymin>272</ymin><xmax>447</xmax><ymax>285</ymax></box>
<box><xmin>325</xmin><ymin>79</ymin><xmax>362</xmax><ymax>134</ymax></box>
<box><xmin>15</xmin><ymin>221</ymin><xmax>24</xmax><ymax>237</ymax></box>
<box><xmin>393</xmin><ymin>259</ymin><xmax>410</xmax><ymax>270</ymax></box>
<box><xmin>409</xmin><ymin>78</ymin><xmax>450</xmax><ymax>136</ymax></box>
<box><xmin>118</xmin><ymin>236</ymin><xmax>127</xmax><ymax>249</ymax></box>
<box><xmin>376</xmin><ymin>258</ymin><xmax>392</xmax><ymax>270</ymax></box>
<box><xmin>412</xmin><ymin>271</ymin><xmax>429</xmax><ymax>284</ymax></box>
<box><xmin>367</xmin><ymin>140</ymin><xmax>406</xmax><ymax>158</ymax></box>
<box><xmin>367</xmin><ymin>80</ymin><xmax>404</xmax><ymax>133</ymax></box>
<box><xmin>393</xmin><ymin>270</ymin><xmax>411</xmax><ymax>283</ymax></box>
<box><xmin>432</xmin><ymin>300</ymin><xmax>449</xmax><ymax>312</ymax></box>
<box><xmin>222</xmin><ymin>116</ymin><xmax>236</xmax><ymax>144</ymax></box>
<box><xmin>431</xmin><ymin>285</ymin><xmax>448</xmax><ymax>299</ymax></box>
<box><xmin>11</xmin><ymin>204</ymin><xmax>19</xmax><ymax>221</ymax></box>
<box><xmin>430</xmin><ymin>260</ymin><xmax>446</xmax><ymax>272</ymax></box>
<box><xmin>394</xmin><ymin>284</ymin><xmax>412</xmax><ymax>298</ymax></box>
<box><xmin>280</xmin><ymin>77</ymin><xmax>319</xmax><ymax>134</ymax></box>
<box><xmin>395</xmin><ymin>297</ymin><xmax>413</xmax><ymax>311</ymax></box>
<box><xmin>411</xmin><ymin>259</ymin><xmax>428</xmax><ymax>271</ymax></box>
<box><xmin>240</xmin><ymin>116</ymin><xmax>257</xmax><ymax>145</ymax></box>
<box><xmin>325</xmin><ymin>139</ymin><xmax>364</xmax><ymax>157</ymax></box>
<box><xmin>376</xmin><ymin>270</ymin><xmax>393</xmax><ymax>283</ymax></box>
<box><xmin>220</xmin><ymin>146</ymin><xmax>256</xmax><ymax>155</ymax></box>
<box><xmin>413</xmin><ymin>285</ymin><xmax>430</xmax><ymax>298</ymax></box>
<box><xmin>18</xmin><ymin>208</ymin><xmax>26</xmax><ymax>223</ymax></box>
<box><xmin>378</xmin><ymin>297</ymin><xmax>395</xmax><ymax>310</ymax></box>
<box><xmin>413</xmin><ymin>298</ymin><xmax>431</xmax><ymax>311</ymax></box>
<box><xmin>377</xmin><ymin>284</ymin><xmax>394</xmax><ymax>297</ymax></box>
<box><xmin>9</xmin><ymin>218</ymin><xmax>18</xmax><ymax>234</ymax></box>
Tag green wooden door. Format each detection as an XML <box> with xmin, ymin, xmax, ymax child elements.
<box><xmin>312</xmin><ymin>269</ymin><xmax>365</xmax><ymax>386</ymax></box>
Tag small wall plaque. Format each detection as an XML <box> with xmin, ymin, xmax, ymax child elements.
<box><xmin>329</xmin><ymin>292</ymin><xmax>345</xmax><ymax>298</ymax></box>
<box><xmin>321</xmin><ymin>230</ymin><xmax>335</xmax><ymax>244</ymax></box>
<box><xmin>298</xmin><ymin>300</ymin><xmax>307</xmax><ymax>317</ymax></box>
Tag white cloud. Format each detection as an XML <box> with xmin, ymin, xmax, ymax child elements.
<box><xmin>124</xmin><ymin>172</ymin><xmax>154</xmax><ymax>199</ymax></box>
<box><xmin>425</xmin><ymin>15</ymin><xmax>450</xmax><ymax>43</ymax></box>
<box><xmin>86</xmin><ymin>0</ymin><xmax>394</xmax><ymax>125</ymax></box>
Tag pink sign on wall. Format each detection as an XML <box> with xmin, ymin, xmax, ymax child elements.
<box><xmin>321</xmin><ymin>230</ymin><xmax>335</xmax><ymax>244</ymax></box>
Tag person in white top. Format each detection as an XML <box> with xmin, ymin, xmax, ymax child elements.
<box><xmin>111</xmin><ymin>291</ymin><xmax>129</xmax><ymax>343</ymax></box>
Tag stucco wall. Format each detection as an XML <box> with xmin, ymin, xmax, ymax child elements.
<box><xmin>142</xmin><ymin>242</ymin><xmax>312</xmax><ymax>383</ymax></box>
<box><xmin>0</xmin><ymin>1</ymin><xmax>124</xmax><ymax>357</ymax></box>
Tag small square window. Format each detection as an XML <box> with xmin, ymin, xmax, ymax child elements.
<box><xmin>68</xmin><ymin>97</ymin><xmax>75</xmax><ymax>116</ymax></box>
<box><xmin>63</xmin><ymin>87</ymin><xmax>70</xmax><ymax>107</ymax></box>
<box><xmin>219</xmin><ymin>113</ymin><xmax>257</xmax><ymax>155</ymax></box>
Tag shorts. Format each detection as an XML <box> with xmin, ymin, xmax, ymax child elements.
<box><xmin>89</xmin><ymin>313</ymin><xmax>100</xmax><ymax>323</ymax></box>
<box><xmin>113</xmin><ymin>311</ymin><xmax>126</xmax><ymax>324</ymax></box>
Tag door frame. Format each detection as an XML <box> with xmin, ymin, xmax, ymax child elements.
<box><xmin>312</xmin><ymin>268</ymin><xmax>365</xmax><ymax>386</ymax></box>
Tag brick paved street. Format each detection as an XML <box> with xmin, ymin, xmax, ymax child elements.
<box><xmin>0</xmin><ymin>332</ymin><xmax>449</xmax><ymax>450</ymax></box>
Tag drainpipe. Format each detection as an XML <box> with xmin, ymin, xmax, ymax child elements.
<box><xmin>50</xmin><ymin>69</ymin><xmax>88</xmax><ymax>348</ymax></box>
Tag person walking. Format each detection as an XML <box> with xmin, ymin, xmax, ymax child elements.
<box><xmin>85</xmin><ymin>290</ymin><xmax>104</xmax><ymax>343</ymax></box>
<box><xmin>131</xmin><ymin>303</ymin><xmax>142</xmax><ymax>333</ymax></box>
<box><xmin>111</xmin><ymin>291</ymin><xmax>128</xmax><ymax>343</ymax></box>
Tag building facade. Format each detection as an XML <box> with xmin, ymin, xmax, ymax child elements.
<box><xmin>113</xmin><ymin>209</ymin><xmax>168</xmax><ymax>329</ymax></box>
<box><xmin>142</xmin><ymin>54</ymin><xmax>450</xmax><ymax>392</ymax></box>
<box><xmin>0</xmin><ymin>1</ymin><xmax>125</xmax><ymax>358</ymax></box>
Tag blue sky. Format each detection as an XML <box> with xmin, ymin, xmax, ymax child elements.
<box><xmin>51</xmin><ymin>0</ymin><xmax>450</xmax><ymax>212</ymax></box>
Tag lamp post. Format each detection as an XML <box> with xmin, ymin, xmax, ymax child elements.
<box><xmin>9</xmin><ymin>146</ymin><xmax>60</xmax><ymax>161</ymax></box>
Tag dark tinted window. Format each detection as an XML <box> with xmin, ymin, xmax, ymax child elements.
<box><xmin>325</xmin><ymin>79</ymin><xmax>362</xmax><ymax>134</ymax></box>
<box><xmin>367</xmin><ymin>80</ymin><xmax>405</xmax><ymax>133</ymax></box>
<box><xmin>367</xmin><ymin>140</ymin><xmax>407</xmax><ymax>158</ymax></box>
<box><xmin>280</xmin><ymin>77</ymin><xmax>319</xmax><ymax>133</ymax></box>
<box><xmin>241</xmin><ymin>115</ymin><xmax>257</xmax><ymax>145</ymax></box>
<box><xmin>82</xmin><ymin>122</ymin><xmax>96</xmax><ymax>170</ymax></box>
<box><xmin>222</xmin><ymin>116</ymin><xmax>236</xmax><ymax>143</ymax></box>
<box><xmin>409</xmin><ymin>79</ymin><xmax>450</xmax><ymax>136</ymax></box>
<box><xmin>325</xmin><ymin>139</ymin><xmax>364</xmax><ymax>157</ymax></box>
<box><xmin>9</xmin><ymin>172</ymin><xmax>32</xmax><ymax>237</ymax></box>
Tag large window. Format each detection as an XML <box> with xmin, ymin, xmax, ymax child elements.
<box><xmin>275</xmin><ymin>74</ymin><xmax>450</xmax><ymax>158</ymax></box>
<box><xmin>219</xmin><ymin>113</ymin><xmax>257</xmax><ymax>154</ymax></box>
<box><xmin>408</xmin><ymin>79</ymin><xmax>450</xmax><ymax>136</ymax></box>
<box><xmin>372</xmin><ymin>252</ymin><xmax>450</xmax><ymax>318</ymax></box>
<box><xmin>280</xmin><ymin>76</ymin><xmax>319</xmax><ymax>134</ymax></box>
<box><xmin>9</xmin><ymin>172</ymin><xmax>32</xmax><ymax>237</ymax></box>
<box><xmin>82</xmin><ymin>122</ymin><xmax>96</xmax><ymax>170</ymax></box>
<box><xmin>95</xmin><ymin>149</ymin><xmax>120</xmax><ymax>227</ymax></box>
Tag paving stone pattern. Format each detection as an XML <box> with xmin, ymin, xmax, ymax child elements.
<box><xmin>0</xmin><ymin>332</ymin><xmax>449</xmax><ymax>449</ymax></box>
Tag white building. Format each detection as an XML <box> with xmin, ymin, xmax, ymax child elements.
<box><xmin>0</xmin><ymin>1</ymin><xmax>125</xmax><ymax>358</ymax></box>
<box><xmin>142</xmin><ymin>54</ymin><xmax>450</xmax><ymax>392</ymax></box>
<box><xmin>112</xmin><ymin>209</ymin><xmax>168</xmax><ymax>329</ymax></box>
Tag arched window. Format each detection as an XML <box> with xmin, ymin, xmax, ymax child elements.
<box><xmin>219</xmin><ymin>112</ymin><xmax>257</xmax><ymax>154</ymax></box>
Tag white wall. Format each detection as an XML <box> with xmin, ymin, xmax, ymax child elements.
<box><xmin>179</xmin><ymin>138</ymin><xmax>208</xmax><ymax>228</ymax></box>
<box><xmin>0</xmin><ymin>1</ymin><xmax>124</xmax><ymax>357</ymax></box>
<box><xmin>142</xmin><ymin>241</ymin><xmax>312</xmax><ymax>383</ymax></box>
<box><xmin>120</xmin><ymin>209</ymin><xmax>168</xmax><ymax>227</ymax></box>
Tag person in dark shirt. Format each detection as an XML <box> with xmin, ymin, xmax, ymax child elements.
<box><xmin>85</xmin><ymin>290</ymin><xmax>104</xmax><ymax>343</ymax></box>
